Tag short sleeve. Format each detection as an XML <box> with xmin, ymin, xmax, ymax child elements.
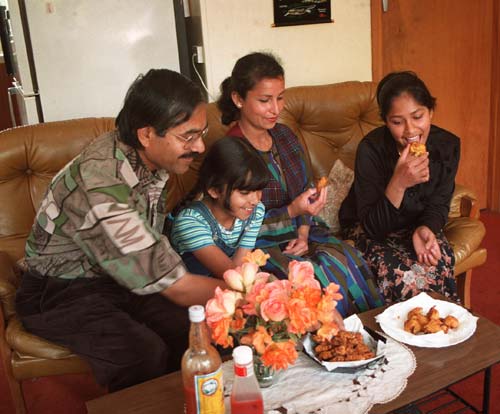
<box><xmin>171</xmin><ymin>209</ymin><xmax>216</xmax><ymax>254</ymax></box>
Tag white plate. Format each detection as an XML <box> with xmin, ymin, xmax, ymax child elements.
<box><xmin>302</xmin><ymin>314</ymin><xmax>386</xmax><ymax>372</ymax></box>
<box><xmin>375</xmin><ymin>292</ymin><xmax>478</xmax><ymax>348</ymax></box>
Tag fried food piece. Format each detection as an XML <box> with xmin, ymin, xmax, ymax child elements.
<box><xmin>426</xmin><ymin>306</ymin><xmax>440</xmax><ymax>320</ymax></box>
<box><xmin>404</xmin><ymin>318</ymin><xmax>422</xmax><ymax>334</ymax></box>
<box><xmin>443</xmin><ymin>315</ymin><xmax>459</xmax><ymax>328</ymax></box>
<box><xmin>407</xmin><ymin>307</ymin><xmax>423</xmax><ymax>319</ymax></box>
<box><xmin>409</xmin><ymin>142</ymin><xmax>426</xmax><ymax>157</ymax></box>
<box><xmin>313</xmin><ymin>330</ymin><xmax>375</xmax><ymax>362</ymax></box>
<box><xmin>404</xmin><ymin>306</ymin><xmax>460</xmax><ymax>335</ymax></box>
<box><xmin>316</xmin><ymin>176</ymin><xmax>328</xmax><ymax>191</ymax></box>
<box><xmin>423</xmin><ymin>318</ymin><xmax>443</xmax><ymax>334</ymax></box>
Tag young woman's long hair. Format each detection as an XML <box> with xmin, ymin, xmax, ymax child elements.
<box><xmin>217</xmin><ymin>52</ymin><xmax>284</xmax><ymax>125</ymax></box>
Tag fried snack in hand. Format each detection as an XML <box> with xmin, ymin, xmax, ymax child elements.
<box><xmin>316</xmin><ymin>176</ymin><xmax>328</xmax><ymax>191</ymax></box>
<box><xmin>403</xmin><ymin>306</ymin><xmax>460</xmax><ymax>335</ymax></box>
<box><xmin>409</xmin><ymin>142</ymin><xmax>426</xmax><ymax>157</ymax></box>
<box><xmin>313</xmin><ymin>330</ymin><xmax>375</xmax><ymax>362</ymax></box>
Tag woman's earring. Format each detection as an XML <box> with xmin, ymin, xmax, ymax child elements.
<box><xmin>236</xmin><ymin>103</ymin><xmax>242</xmax><ymax>108</ymax></box>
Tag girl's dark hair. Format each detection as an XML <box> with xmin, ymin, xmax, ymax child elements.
<box><xmin>217</xmin><ymin>52</ymin><xmax>284</xmax><ymax>125</ymax></box>
<box><xmin>116</xmin><ymin>69</ymin><xmax>205</xmax><ymax>148</ymax></box>
<box><xmin>182</xmin><ymin>136</ymin><xmax>269</xmax><ymax>211</ymax></box>
<box><xmin>376</xmin><ymin>71</ymin><xmax>436</xmax><ymax>121</ymax></box>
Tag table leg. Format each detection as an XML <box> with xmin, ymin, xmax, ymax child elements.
<box><xmin>482</xmin><ymin>366</ymin><xmax>491</xmax><ymax>414</ymax></box>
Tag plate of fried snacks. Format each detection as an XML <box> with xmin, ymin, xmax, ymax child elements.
<box><xmin>303</xmin><ymin>314</ymin><xmax>386</xmax><ymax>372</ymax></box>
<box><xmin>375</xmin><ymin>292</ymin><xmax>478</xmax><ymax>348</ymax></box>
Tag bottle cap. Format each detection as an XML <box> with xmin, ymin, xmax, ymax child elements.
<box><xmin>232</xmin><ymin>345</ymin><xmax>253</xmax><ymax>365</ymax></box>
<box><xmin>188</xmin><ymin>305</ymin><xmax>205</xmax><ymax>322</ymax></box>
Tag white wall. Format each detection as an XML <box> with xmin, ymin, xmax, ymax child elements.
<box><xmin>198</xmin><ymin>0</ymin><xmax>372</xmax><ymax>100</ymax></box>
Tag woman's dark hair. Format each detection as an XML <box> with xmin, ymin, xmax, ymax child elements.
<box><xmin>116</xmin><ymin>69</ymin><xmax>205</xmax><ymax>148</ymax></box>
<box><xmin>182</xmin><ymin>136</ymin><xmax>269</xmax><ymax>211</ymax></box>
<box><xmin>376</xmin><ymin>71</ymin><xmax>436</xmax><ymax>121</ymax></box>
<box><xmin>217</xmin><ymin>52</ymin><xmax>284</xmax><ymax>125</ymax></box>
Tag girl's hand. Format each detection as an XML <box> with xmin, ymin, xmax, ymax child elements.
<box><xmin>287</xmin><ymin>186</ymin><xmax>327</xmax><ymax>218</ymax></box>
<box><xmin>412</xmin><ymin>225</ymin><xmax>441</xmax><ymax>266</ymax></box>
<box><xmin>392</xmin><ymin>144</ymin><xmax>430</xmax><ymax>190</ymax></box>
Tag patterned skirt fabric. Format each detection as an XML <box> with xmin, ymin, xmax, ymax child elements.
<box><xmin>258</xmin><ymin>224</ymin><xmax>384</xmax><ymax>317</ymax></box>
<box><xmin>343</xmin><ymin>225</ymin><xmax>457</xmax><ymax>305</ymax></box>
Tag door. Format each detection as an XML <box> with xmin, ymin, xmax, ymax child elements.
<box><xmin>371</xmin><ymin>0</ymin><xmax>495</xmax><ymax>208</ymax></box>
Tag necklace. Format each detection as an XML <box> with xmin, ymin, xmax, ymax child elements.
<box><xmin>238</xmin><ymin>123</ymin><xmax>272</xmax><ymax>152</ymax></box>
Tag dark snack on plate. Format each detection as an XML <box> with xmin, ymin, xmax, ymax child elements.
<box><xmin>312</xmin><ymin>330</ymin><xmax>375</xmax><ymax>362</ymax></box>
<box><xmin>403</xmin><ymin>306</ymin><xmax>459</xmax><ymax>335</ymax></box>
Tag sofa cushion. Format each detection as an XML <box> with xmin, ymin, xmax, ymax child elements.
<box><xmin>317</xmin><ymin>159</ymin><xmax>354</xmax><ymax>234</ymax></box>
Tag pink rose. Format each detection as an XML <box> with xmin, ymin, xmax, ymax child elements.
<box><xmin>223</xmin><ymin>262</ymin><xmax>269</xmax><ymax>293</ymax></box>
<box><xmin>205</xmin><ymin>287</ymin><xmax>242</xmax><ymax>324</ymax></box>
<box><xmin>259</xmin><ymin>280</ymin><xmax>290</xmax><ymax>322</ymax></box>
<box><xmin>223</xmin><ymin>268</ymin><xmax>245</xmax><ymax>292</ymax></box>
<box><xmin>288</xmin><ymin>260</ymin><xmax>320</xmax><ymax>290</ymax></box>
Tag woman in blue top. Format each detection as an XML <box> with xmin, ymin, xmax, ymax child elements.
<box><xmin>171</xmin><ymin>136</ymin><xmax>269</xmax><ymax>278</ymax></box>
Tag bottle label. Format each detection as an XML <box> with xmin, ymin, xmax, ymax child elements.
<box><xmin>193</xmin><ymin>366</ymin><xmax>224</xmax><ymax>414</ymax></box>
<box><xmin>234</xmin><ymin>363</ymin><xmax>254</xmax><ymax>377</ymax></box>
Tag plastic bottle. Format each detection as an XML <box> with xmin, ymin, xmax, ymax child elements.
<box><xmin>182</xmin><ymin>305</ymin><xmax>225</xmax><ymax>414</ymax></box>
<box><xmin>230</xmin><ymin>345</ymin><xmax>264</xmax><ymax>414</ymax></box>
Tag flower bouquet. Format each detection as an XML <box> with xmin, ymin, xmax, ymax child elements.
<box><xmin>205</xmin><ymin>250</ymin><xmax>343</xmax><ymax>371</ymax></box>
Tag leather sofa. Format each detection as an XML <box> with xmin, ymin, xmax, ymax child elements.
<box><xmin>0</xmin><ymin>81</ymin><xmax>486</xmax><ymax>412</ymax></box>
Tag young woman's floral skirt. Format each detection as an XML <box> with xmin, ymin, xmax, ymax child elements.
<box><xmin>343</xmin><ymin>225</ymin><xmax>457</xmax><ymax>305</ymax></box>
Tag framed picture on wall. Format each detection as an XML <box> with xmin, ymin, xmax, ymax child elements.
<box><xmin>273</xmin><ymin>0</ymin><xmax>332</xmax><ymax>27</ymax></box>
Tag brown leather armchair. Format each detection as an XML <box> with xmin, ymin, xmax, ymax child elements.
<box><xmin>0</xmin><ymin>81</ymin><xmax>486</xmax><ymax>413</ymax></box>
<box><xmin>0</xmin><ymin>118</ymin><xmax>115</xmax><ymax>413</ymax></box>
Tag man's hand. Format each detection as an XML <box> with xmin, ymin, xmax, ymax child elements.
<box><xmin>162</xmin><ymin>273</ymin><xmax>226</xmax><ymax>306</ymax></box>
<box><xmin>412</xmin><ymin>225</ymin><xmax>441</xmax><ymax>266</ymax></box>
<box><xmin>287</xmin><ymin>186</ymin><xmax>327</xmax><ymax>218</ymax></box>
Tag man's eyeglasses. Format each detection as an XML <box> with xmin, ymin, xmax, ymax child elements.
<box><xmin>169</xmin><ymin>126</ymin><xmax>209</xmax><ymax>145</ymax></box>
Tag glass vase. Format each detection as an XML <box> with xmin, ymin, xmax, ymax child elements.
<box><xmin>253</xmin><ymin>354</ymin><xmax>278</xmax><ymax>388</ymax></box>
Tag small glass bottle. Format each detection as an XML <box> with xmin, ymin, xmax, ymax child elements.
<box><xmin>181</xmin><ymin>305</ymin><xmax>225</xmax><ymax>414</ymax></box>
<box><xmin>231</xmin><ymin>345</ymin><xmax>264</xmax><ymax>414</ymax></box>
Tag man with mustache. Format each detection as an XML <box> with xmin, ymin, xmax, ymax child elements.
<box><xmin>15</xmin><ymin>69</ymin><xmax>226</xmax><ymax>391</ymax></box>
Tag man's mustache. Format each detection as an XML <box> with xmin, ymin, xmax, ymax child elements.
<box><xmin>179</xmin><ymin>151</ymin><xmax>201</xmax><ymax>159</ymax></box>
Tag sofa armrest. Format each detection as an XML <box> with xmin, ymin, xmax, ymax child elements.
<box><xmin>0</xmin><ymin>251</ymin><xmax>18</xmax><ymax>322</ymax></box>
<box><xmin>449</xmin><ymin>183</ymin><xmax>480</xmax><ymax>219</ymax></box>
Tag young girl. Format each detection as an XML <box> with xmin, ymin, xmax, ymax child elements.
<box><xmin>170</xmin><ymin>136</ymin><xmax>269</xmax><ymax>278</ymax></box>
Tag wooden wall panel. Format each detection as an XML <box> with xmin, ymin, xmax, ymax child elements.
<box><xmin>488</xmin><ymin>0</ymin><xmax>500</xmax><ymax>211</ymax></box>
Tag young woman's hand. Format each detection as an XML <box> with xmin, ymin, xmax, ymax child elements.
<box><xmin>393</xmin><ymin>144</ymin><xmax>430</xmax><ymax>189</ymax></box>
<box><xmin>287</xmin><ymin>186</ymin><xmax>327</xmax><ymax>218</ymax></box>
<box><xmin>412</xmin><ymin>225</ymin><xmax>441</xmax><ymax>266</ymax></box>
<box><xmin>283</xmin><ymin>225</ymin><xmax>309</xmax><ymax>256</ymax></box>
<box><xmin>386</xmin><ymin>144</ymin><xmax>430</xmax><ymax>209</ymax></box>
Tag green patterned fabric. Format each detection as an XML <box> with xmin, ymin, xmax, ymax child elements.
<box><xmin>25</xmin><ymin>131</ymin><xmax>186</xmax><ymax>294</ymax></box>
